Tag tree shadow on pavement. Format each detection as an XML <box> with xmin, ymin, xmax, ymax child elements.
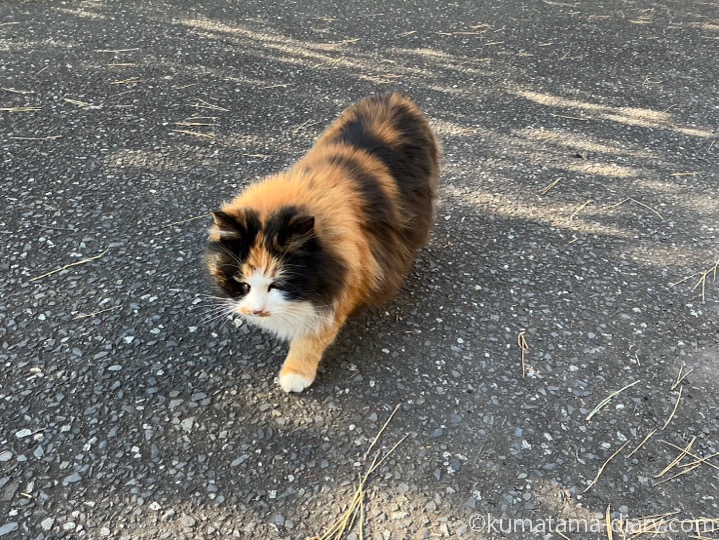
<box><xmin>1</xmin><ymin>1</ymin><xmax>717</xmax><ymax>539</ymax></box>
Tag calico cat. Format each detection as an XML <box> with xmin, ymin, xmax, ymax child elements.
<box><xmin>205</xmin><ymin>93</ymin><xmax>440</xmax><ymax>392</ymax></box>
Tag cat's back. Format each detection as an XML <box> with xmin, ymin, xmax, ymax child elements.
<box><xmin>304</xmin><ymin>93</ymin><xmax>439</xmax><ymax>246</ymax></box>
<box><xmin>315</xmin><ymin>92</ymin><xmax>439</xmax><ymax>202</ymax></box>
<box><xmin>300</xmin><ymin>93</ymin><xmax>440</xmax><ymax>305</ymax></box>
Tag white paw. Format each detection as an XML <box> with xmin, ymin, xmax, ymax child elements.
<box><xmin>278</xmin><ymin>372</ymin><xmax>314</xmax><ymax>393</ymax></box>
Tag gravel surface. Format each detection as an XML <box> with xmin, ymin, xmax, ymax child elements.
<box><xmin>1</xmin><ymin>1</ymin><xmax>717</xmax><ymax>539</ymax></box>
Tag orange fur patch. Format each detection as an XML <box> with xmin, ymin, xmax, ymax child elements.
<box><xmin>244</xmin><ymin>238</ymin><xmax>277</xmax><ymax>278</ymax></box>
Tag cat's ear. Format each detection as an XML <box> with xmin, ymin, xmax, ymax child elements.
<box><xmin>209</xmin><ymin>211</ymin><xmax>242</xmax><ymax>241</ymax></box>
<box><xmin>278</xmin><ymin>215</ymin><xmax>315</xmax><ymax>247</ymax></box>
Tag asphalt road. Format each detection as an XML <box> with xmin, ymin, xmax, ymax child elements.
<box><xmin>1</xmin><ymin>1</ymin><xmax>718</xmax><ymax>539</ymax></box>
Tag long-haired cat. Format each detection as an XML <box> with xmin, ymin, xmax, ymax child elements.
<box><xmin>205</xmin><ymin>93</ymin><xmax>440</xmax><ymax>392</ymax></box>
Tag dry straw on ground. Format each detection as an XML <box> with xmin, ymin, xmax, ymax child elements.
<box><xmin>164</xmin><ymin>213</ymin><xmax>211</xmax><ymax>228</ymax></box>
<box><xmin>691</xmin><ymin>257</ymin><xmax>719</xmax><ymax>301</ymax></box>
<box><xmin>191</xmin><ymin>98</ymin><xmax>229</xmax><ymax>112</ymax></box>
<box><xmin>310</xmin><ymin>405</ymin><xmax>410</xmax><ymax>540</ymax></box>
<box><xmin>625</xmin><ymin>429</ymin><xmax>657</xmax><ymax>459</ymax></box>
<box><xmin>569</xmin><ymin>198</ymin><xmax>593</xmax><ymax>220</ymax></box>
<box><xmin>517</xmin><ymin>330</ymin><xmax>529</xmax><ymax>377</ymax></box>
<box><xmin>670</xmin><ymin>256</ymin><xmax>719</xmax><ymax>301</ymax></box>
<box><xmin>29</xmin><ymin>249</ymin><xmax>109</xmax><ymax>282</ymax></box>
<box><xmin>671</xmin><ymin>363</ymin><xmax>693</xmax><ymax>391</ymax></box>
<box><xmin>583</xmin><ymin>441</ymin><xmax>630</xmax><ymax>493</ymax></box>
<box><xmin>656</xmin><ymin>437</ymin><xmax>696</xmax><ymax>479</ymax></box>
<box><xmin>538</xmin><ymin>177</ymin><xmax>562</xmax><ymax>195</ymax></box>
<box><xmin>660</xmin><ymin>440</ymin><xmax>719</xmax><ymax>474</ymax></box>
<box><xmin>174</xmin><ymin>117</ymin><xmax>217</xmax><ymax>127</ymax></box>
<box><xmin>73</xmin><ymin>305</ymin><xmax>122</xmax><ymax>320</ymax></box>
<box><xmin>110</xmin><ymin>77</ymin><xmax>141</xmax><ymax>85</ymax></box>
<box><xmin>10</xmin><ymin>135</ymin><xmax>62</xmax><ymax>141</ymax></box>
<box><xmin>172</xmin><ymin>129</ymin><xmax>215</xmax><ymax>140</ymax></box>
<box><xmin>1</xmin><ymin>87</ymin><xmax>34</xmax><ymax>94</ymax></box>
<box><xmin>585</xmin><ymin>380</ymin><xmax>641</xmax><ymax>422</ymax></box>
<box><xmin>63</xmin><ymin>97</ymin><xmax>100</xmax><ymax>108</ymax></box>
<box><xmin>1</xmin><ymin>106</ymin><xmax>41</xmax><ymax>112</ymax></box>
<box><xmin>660</xmin><ymin>385</ymin><xmax>683</xmax><ymax>431</ymax></box>
<box><xmin>604</xmin><ymin>197</ymin><xmax>664</xmax><ymax>220</ymax></box>
<box><xmin>95</xmin><ymin>48</ymin><xmax>139</xmax><ymax>53</ymax></box>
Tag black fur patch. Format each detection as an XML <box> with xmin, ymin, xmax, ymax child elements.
<box><xmin>325</xmin><ymin>154</ymin><xmax>402</xmax><ymax>274</ymax></box>
<box><xmin>205</xmin><ymin>210</ymin><xmax>261</xmax><ymax>298</ymax></box>
<box><xmin>331</xmin><ymin>98</ymin><xmax>437</xmax><ymax>252</ymax></box>
<box><xmin>264</xmin><ymin>206</ymin><xmax>314</xmax><ymax>248</ymax></box>
<box><xmin>263</xmin><ymin>206</ymin><xmax>346</xmax><ymax>306</ymax></box>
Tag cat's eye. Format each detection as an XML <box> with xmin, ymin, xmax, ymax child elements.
<box><xmin>268</xmin><ymin>282</ymin><xmax>281</xmax><ymax>291</ymax></box>
<box><xmin>232</xmin><ymin>276</ymin><xmax>250</xmax><ymax>294</ymax></box>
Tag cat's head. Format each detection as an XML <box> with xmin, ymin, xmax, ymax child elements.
<box><xmin>204</xmin><ymin>206</ymin><xmax>344</xmax><ymax>339</ymax></box>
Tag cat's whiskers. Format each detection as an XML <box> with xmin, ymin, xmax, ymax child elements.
<box><xmin>275</xmin><ymin>304</ymin><xmax>318</xmax><ymax>318</ymax></box>
<box><xmin>194</xmin><ymin>292</ymin><xmax>229</xmax><ymax>299</ymax></box>
<box><xmin>191</xmin><ymin>294</ymin><xmax>235</xmax><ymax>306</ymax></box>
<box><xmin>274</xmin><ymin>313</ymin><xmax>318</xmax><ymax>336</ymax></box>
<box><xmin>193</xmin><ymin>295</ymin><xmax>239</xmax><ymax>325</ymax></box>
<box><xmin>279</xmin><ymin>300</ymin><xmax>334</xmax><ymax>311</ymax></box>
<box><xmin>198</xmin><ymin>305</ymin><xmax>235</xmax><ymax>321</ymax></box>
<box><xmin>194</xmin><ymin>303</ymin><xmax>234</xmax><ymax>311</ymax></box>
<box><xmin>273</xmin><ymin>305</ymin><xmax>328</xmax><ymax>336</ymax></box>
<box><xmin>196</xmin><ymin>304</ymin><xmax>234</xmax><ymax>317</ymax></box>
<box><xmin>194</xmin><ymin>303</ymin><xmax>235</xmax><ymax>316</ymax></box>
<box><xmin>201</xmin><ymin>313</ymin><xmax>234</xmax><ymax>327</ymax></box>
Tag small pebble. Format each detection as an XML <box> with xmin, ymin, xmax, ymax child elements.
<box><xmin>0</xmin><ymin>523</ymin><xmax>18</xmax><ymax>537</ymax></box>
<box><xmin>63</xmin><ymin>472</ymin><xmax>81</xmax><ymax>484</ymax></box>
<box><xmin>180</xmin><ymin>417</ymin><xmax>195</xmax><ymax>432</ymax></box>
<box><xmin>231</xmin><ymin>455</ymin><xmax>249</xmax><ymax>467</ymax></box>
<box><xmin>161</xmin><ymin>510</ymin><xmax>175</xmax><ymax>522</ymax></box>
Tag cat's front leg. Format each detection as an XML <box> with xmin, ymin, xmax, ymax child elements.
<box><xmin>278</xmin><ymin>327</ymin><xmax>339</xmax><ymax>393</ymax></box>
